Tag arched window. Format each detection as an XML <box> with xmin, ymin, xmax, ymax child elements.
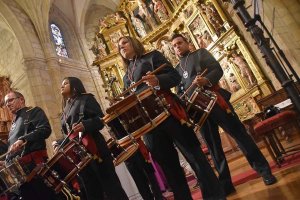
<box><xmin>50</xmin><ymin>23</ymin><xmax>69</xmax><ymax>58</ymax></box>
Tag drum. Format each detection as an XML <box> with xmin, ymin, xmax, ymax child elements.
<box><xmin>103</xmin><ymin>88</ymin><xmax>169</xmax><ymax>146</ymax></box>
<box><xmin>0</xmin><ymin>159</ymin><xmax>26</xmax><ymax>195</ymax></box>
<box><xmin>107</xmin><ymin>138</ymin><xmax>139</xmax><ymax>166</ymax></box>
<box><xmin>186</xmin><ymin>88</ymin><xmax>217</xmax><ymax>128</ymax></box>
<box><xmin>38</xmin><ymin>140</ymin><xmax>92</xmax><ymax>193</ymax></box>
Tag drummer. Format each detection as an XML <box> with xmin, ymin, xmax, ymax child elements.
<box><xmin>117</xmin><ymin>36</ymin><xmax>225</xmax><ymax>200</ymax></box>
<box><xmin>171</xmin><ymin>33</ymin><xmax>277</xmax><ymax>196</ymax></box>
<box><xmin>56</xmin><ymin>76</ymin><xmax>128</xmax><ymax>200</ymax></box>
<box><xmin>1</xmin><ymin>91</ymin><xmax>59</xmax><ymax>200</ymax></box>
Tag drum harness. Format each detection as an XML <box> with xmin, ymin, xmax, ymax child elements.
<box><xmin>58</xmin><ymin>96</ymin><xmax>102</xmax><ymax>163</ymax></box>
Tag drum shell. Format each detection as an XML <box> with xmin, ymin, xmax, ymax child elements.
<box><xmin>103</xmin><ymin>88</ymin><xmax>169</xmax><ymax>146</ymax></box>
<box><xmin>38</xmin><ymin>140</ymin><xmax>92</xmax><ymax>193</ymax></box>
<box><xmin>0</xmin><ymin>159</ymin><xmax>26</xmax><ymax>195</ymax></box>
<box><xmin>186</xmin><ymin>89</ymin><xmax>217</xmax><ymax>127</ymax></box>
<box><xmin>106</xmin><ymin>138</ymin><xmax>138</xmax><ymax>166</ymax></box>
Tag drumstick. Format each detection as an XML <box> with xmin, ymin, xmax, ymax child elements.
<box><xmin>0</xmin><ymin>141</ymin><xmax>27</xmax><ymax>160</ymax></box>
<box><xmin>180</xmin><ymin>68</ymin><xmax>208</xmax><ymax>99</ymax></box>
<box><xmin>114</xmin><ymin>63</ymin><xmax>168</xmax><ymax>100</ymax></box>
<box><xmin>57</xmin><ymin>118</ymin><xmax>83</xmax><ymax>152</ymax></box>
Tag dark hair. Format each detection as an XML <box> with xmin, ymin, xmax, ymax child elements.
<box><xmin>171</xmin><ymin>33</ymin><xmax>188</xmax><ymax>43</ymax></box>
<box><xmin>117</xmin><ymin>36</ymin><xmax>145</xmax><ymax>69</ymax></box>
<box><xmin>64</xmin><ymin>77</ymin><xmax>86</xmax><ymax>97</ymax></box>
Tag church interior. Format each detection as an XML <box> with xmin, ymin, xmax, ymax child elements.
<box><xmin>0</xmin><ymin>0</ymin><xmax>300</xmax><ymax>199</ymax></box>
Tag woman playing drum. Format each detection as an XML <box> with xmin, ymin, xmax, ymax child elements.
<box><xmin>117</xmin><ymin>36</ymin><xmax>224</xmax><ymax>200</ymax></box>
<box><xmin>57</xmin><ymin>77</ymin><xmax>128</xmax><ymax>200</ymax></box>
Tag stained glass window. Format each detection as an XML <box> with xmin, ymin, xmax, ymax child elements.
<box><xmin>50</xmin><ymin>23</ymin><xmax>69</xmax><ymax>58</ymax></box>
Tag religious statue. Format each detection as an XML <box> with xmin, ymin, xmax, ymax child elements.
<box><xmin>228</xmin><ymin>72</ymin><xmax>241</xmax><ymax>92</ymax></box>
<box><xmin>137</xmin><ymin>0</ymin><xmax>158</xmax><ymax>30</ymax></box>
<box><xmin>183</xmin><ymin>6</ymin><xmax>194</xmax><ymax>19</ymax></box>
<box><xmin>90</xmin><ymin>36</ymin><xmax>108</xmax><ymax>59</ymax></box>
<box><xmin>115</xmin><ymin>11</ymin><xmax>127</xmax><ymax>24</ymax></box>
<box><xmin>152</xmin><ymin>0</ymin><xmax>169</xmax><ymax>22</ymax></box>
<box><xmin>131</xmin><ymin>14</ymin><xmax>147</xmax><ymax>38</ymax></box>
<box><xmin>99</xmin><ymin>17</ymin><xmax>109</xmax><ymax>32</ymax></box>
<box><xmin>195</xmin><ymin>30</ymin><xmax>213</xmax><ymax>49</ymax></box>
<box><xmin>110</xmin><ymin>31</ymin><xmax>124</xmax><ymax>50</ymax></box>
<box><xmin>160</xmin><ymin>40</ymin><xmax>178</xmax><ymax>65</ymax></box>
<box><xmin>219</xmin><ymin>77</ymin><xmax>231</xmax><ymax>92</ymax></box>
<box><xmin>229</xmin><ymin>52</ymin><xmax>257</xmax><ymax>87</ymax></box>
<box><xmin>199</xmin><ymin>2</ymin><xmax>225</xmax><ymax>36</ymax></box>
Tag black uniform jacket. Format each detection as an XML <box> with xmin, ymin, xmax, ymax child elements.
<box><xmin>123</xmin><ymin>50</ymin><xmax>181</xmax><ymax>92</ymax></box>
<box><xmin>175</xmin><ymin>49</ymin><xmax>223</xmax><ymax>96</ymax></box>
<box><xmin>61</xmin><ymin>94</ymin><xmax>110</xmax><ymax>158</ymax></box>
<box><xmin>7</xmin><ymin>106</ymin><xmax>51</xmax><ymax>161</ymax></box>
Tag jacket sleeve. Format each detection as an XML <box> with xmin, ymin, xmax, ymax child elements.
<box><xmin>152</xmin><ymin>50</ymin><xmax>181</xmax><ymax>89</ymax></box>
<box><xmin>198</xmin><ymin>49</ymin><xmax>223</xmax><ymax>85</ymax></box>
<box><xmin>81</xmin><ymin>95</ymin><xmax>105</xmax><ymax>133</ymax></box>
<box><xmin>19</xmin><ymin>107</ymin><xmax>52</xmax><ymax>142</ymax></box>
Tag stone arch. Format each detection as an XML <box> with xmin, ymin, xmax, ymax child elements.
<box><xmin>0</xmin><ymin>1</ymin><xmax>35</xmax><ymax>105</ymax></box>
<box><xmin>0</xmin><ymin>1</ymin><xmax>35</xmax><ymax>59</ymax></box>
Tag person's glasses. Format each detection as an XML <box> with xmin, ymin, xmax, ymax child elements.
<box><xmin>5</xmin><ymin>97</ymin><xmax>19</xmax><ymax>106</ymax></box>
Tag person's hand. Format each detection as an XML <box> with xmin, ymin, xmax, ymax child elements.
<box><xmin>192</xmin><ymin>76</ymin><xmax>209</xmax><ymax>87</ymax></box>
<box><xmin>72</xmin><ymin>122</ymin><xmax>85</xmax><ymax>134</ymax></box>
<box><xmin>52</xmin><ymin>141</ymin><xmax>59</xmax><ymax>153</ymax></box>
<box><xmin>142</xmin><ymin>72</ymin><xmax>159</xmax><ymax>87</ymax></box>
<box><xmin>9</xmin><ymin>139</ymin><xmax>25</xmax><ymax>153</ymax></box>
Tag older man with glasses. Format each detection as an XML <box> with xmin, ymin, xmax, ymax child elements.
<box><xmin>1</xmin><ymin>91</ymin><xmax>60</xmax><ymax>200</ymax></box>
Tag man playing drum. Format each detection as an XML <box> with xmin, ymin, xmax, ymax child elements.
<box><xmin>117</xmin><ymin>36</ymin><xmax>225</xmax><ymax>200</ymax></box>
<box><xmin>171</xmin><ymin>33</ymin><xmax>277</xmax><ymax>196</ymax></box>
<box><xmin>1</xmin><ymin>91</ymin><xmax>59</xmax><ymax>199</ymax></box>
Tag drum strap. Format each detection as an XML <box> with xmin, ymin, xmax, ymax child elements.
<box><xmin>19</xmin><ymin>149</ymin><xmax>47</xmax><ymax>165</ymax></box>
<box><xmin>20</xmin><ymin>106</ymin><xmax>33</xmax><ymax>157</ymax></box>
<box><xmin>72</xmin><ymin>96</ymin><xmax>102</xmax><ymax>160</ymax></box>
<box><xmin>210</xmin><ymin>85</ymin><xmax>232</xmax><ymax>113</ymax></box>
<box><xmin>137</xmin><ymin>139</ymin><xmax>150</xmax><ymax>162</ymax></box>
<box><xmin>157</xmin><ymin>90</ymin><xmax>190</xmax><ymax>125</ymax></box>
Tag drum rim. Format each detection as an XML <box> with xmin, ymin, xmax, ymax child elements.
<box><xmin>104</xmin><ymin>88</ymin><xmax>156</xmax><ymax>123</ymax></box>
<box><xmin>0</xmin><ymin>159</ymin><xmax>27</xmax><ymax>195</ymax></box>
<box><xmin>113</xmin><ymin>144</ymin><xmax>139</xmax><ymax>166</ymax></box>
<box><xmin>117</xmin><ymin>112</ymin><xmax>169</xmax><ymax>147</ymax></box>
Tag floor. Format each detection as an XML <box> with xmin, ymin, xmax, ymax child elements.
<box><xmin>166</xmin><ymin>131</ymin><xmax>300</xmax><ymax>200</ymax></box>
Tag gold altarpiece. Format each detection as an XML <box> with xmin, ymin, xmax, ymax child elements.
<box><xmin>0</xmin><ymin>77</ymin><xmax>13</xmax><ymax>140</ymax></box>
<box><xmin>91</xmin><ymin>0</ymin><xmax>274</xmax><ymax>122</ymax></box>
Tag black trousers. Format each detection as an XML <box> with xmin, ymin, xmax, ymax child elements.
<box><xmin>79</xmin><ymin>157</ymin><xmax>128</xmax><ymax>200</ymax></box>
<box><xmin>143</xmin><ymin>116</ymin><xmax>224</xmax><ymax>200</ymax></box>
<box><xmin>201</xmin><ymin>103</ymin><xmax>271</xmax><ymax>192</ymax></box>
<box><xmin>125</xmin><ymin>151</ymin><xmax>164</xmax><ymax>200</ymax></box>
<box><xmin>20</xmin><ymin>177</ymin><xmax>60</xmax><ymax>200</ymax></box>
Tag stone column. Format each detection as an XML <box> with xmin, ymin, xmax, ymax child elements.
<box><xmin>15</xmin><ymin>0</ymin><xmax>63</xmax><ymax>144</ymax></box>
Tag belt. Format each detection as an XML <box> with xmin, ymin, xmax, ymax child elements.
<box><xmin>19</xmin><ymin>150</ymin><xmax>48</xmax><ymax>165</ymax></box>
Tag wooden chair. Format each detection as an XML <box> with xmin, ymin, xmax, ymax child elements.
<box><xmin>254</xmin><ymin>110</ymin><xmax>300</xmax><ymax>167</ymax></box>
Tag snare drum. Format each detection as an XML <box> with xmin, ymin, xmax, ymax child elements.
<box><xmin>103</xmin><ymin>88</ymin><xmax>169</xmax><ymax>146</ymax></box>
<box><xmin>38</xmin><ymin>140</ymin><xmax>92</xmax><ymax>193</ymax></box>
<box><xmin>107</xmin><ymin>138</ymin><xmax>139</xmax><ymax>166</ymax></box>
<box><xmin>0</xmin><ymin>159</ymin><xmax>26</xmax><ymax>195</ymax></box>
<box><xmin>186</xmin><ymin>88</ymin><xmax>217</xmax><ymax>128</ymax></box>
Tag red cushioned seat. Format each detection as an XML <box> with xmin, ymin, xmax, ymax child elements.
<box><xmin>253</xmin><ymin>110</ymin><xmax>298</xmax><ymax>167</ymax></box>
<box><xmin>254</xmin><ymin>110</ymin><xmax>297</xmax><ymax>135</ymax></box>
